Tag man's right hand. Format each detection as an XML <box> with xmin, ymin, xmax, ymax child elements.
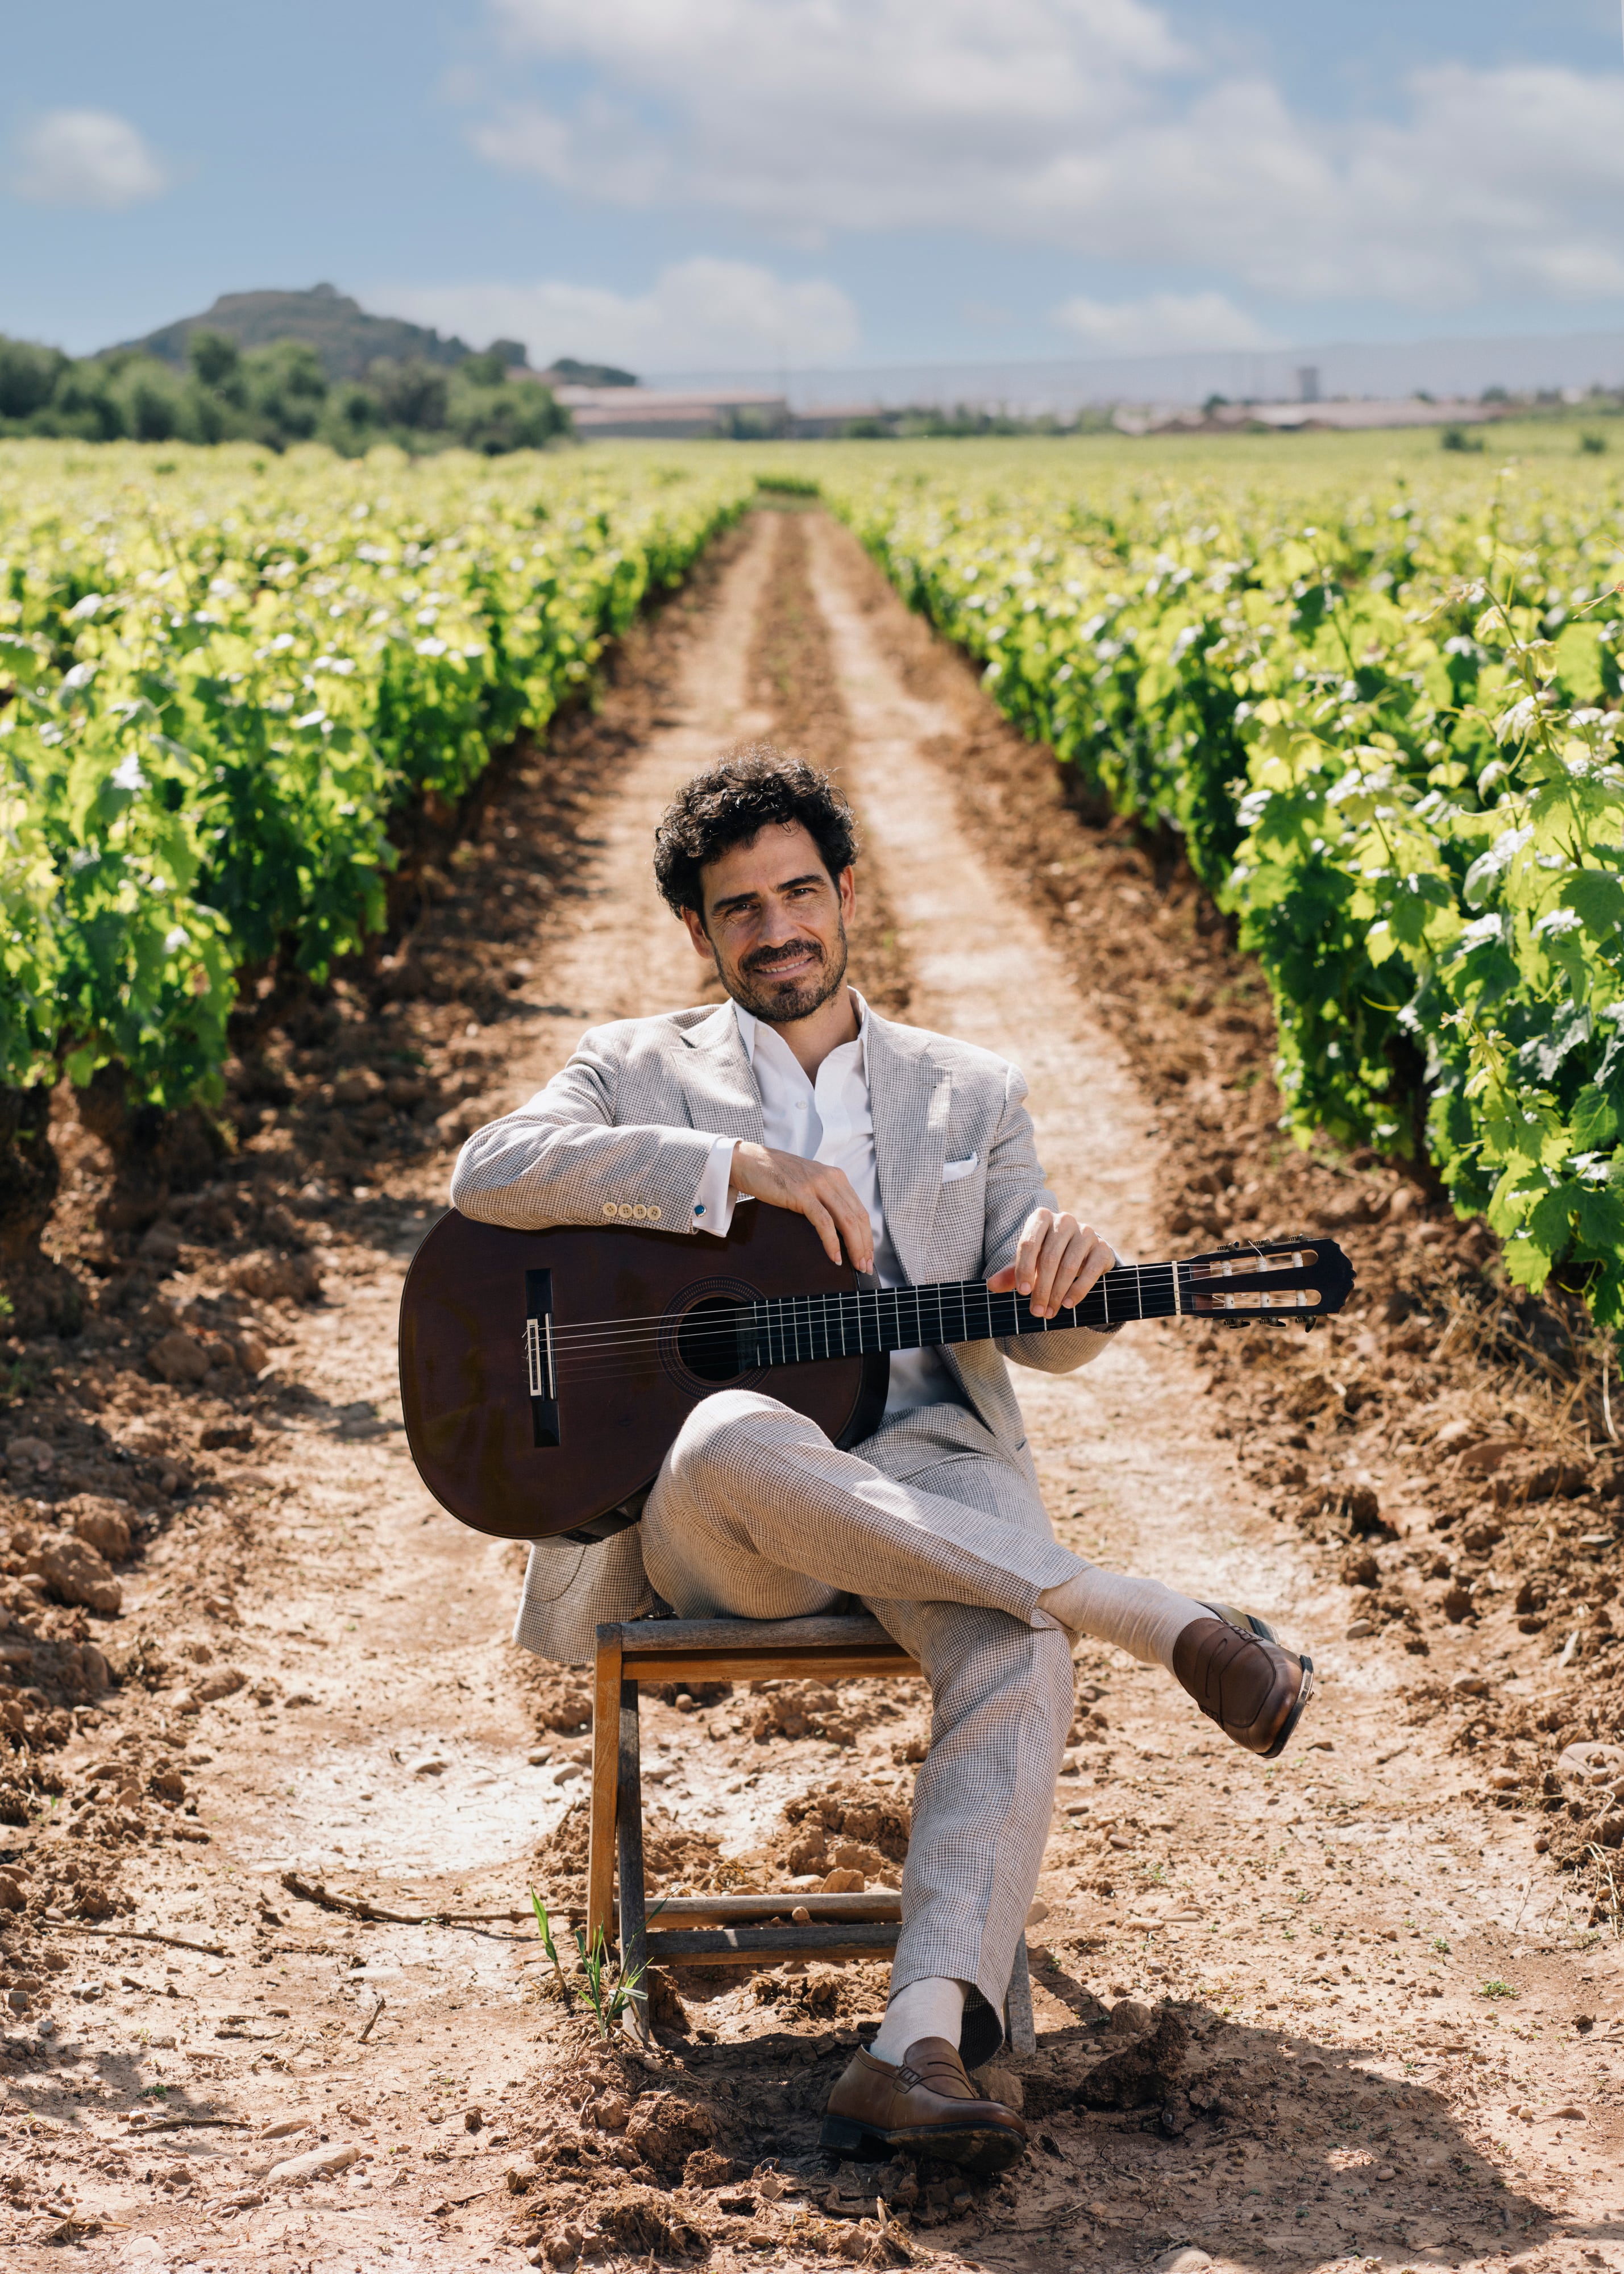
<box><xmin>728</xmin><ymin>1142</ymin><xmax>875</xmax><ymax>1273</ymax></box>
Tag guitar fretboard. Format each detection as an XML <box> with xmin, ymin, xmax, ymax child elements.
<box><xmin>741</xmin><ymin>1261</ymin><xmax>1180</xmax><ymax>1370</ymax></box>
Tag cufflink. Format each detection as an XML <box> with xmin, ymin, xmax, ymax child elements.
<box><xmin>694</xmin><ymin>1203</ymin><xmax>706</xmax><ymax>1217</ymax></box>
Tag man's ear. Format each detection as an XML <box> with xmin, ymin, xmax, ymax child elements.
<box><xmin>680</xmin><ymin>904</ymin><xmax>715</xmax><ymax>963</ymax></box>
<box><xmin>837</xmin><ymin>865</ymin><xmax>857</xmax><ymax>924</ymax></box>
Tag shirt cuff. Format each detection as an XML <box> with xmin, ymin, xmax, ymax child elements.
<box><xmin>690</xmin><ymin>1134</ymin><xmax>740</xmax><ymax>1237</ymax></box>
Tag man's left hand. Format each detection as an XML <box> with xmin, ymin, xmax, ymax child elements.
<box><xmin>987</xmin><ymin>1208</ymin><xmax>1114</xmax><ymax>1319</ymax></box>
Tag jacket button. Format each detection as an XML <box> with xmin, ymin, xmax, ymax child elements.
<box><xmin>619</xmin><ymin>1204</ymin><xmax>634</xmax><ymax>1219</ymax></box>
<box><xmin>648</xmin><ymin>1206</ymin><xmax>661</xmax><ymax>1222</ymax></box>
<box><xmin>603</xmin><ymin>1202</ymin><xmax>617</xmax><ymax>1217</ymax></box>
<box><xmin>632</xmin><ymin>1205</ymin><xmax>647</xmax><ymax>1219</ymax></box>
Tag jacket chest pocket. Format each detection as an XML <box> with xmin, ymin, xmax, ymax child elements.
<box><xmin>930</xmin><ymin>1155</ymin><xmax>988</xmax><ymax>1281</ymax></box>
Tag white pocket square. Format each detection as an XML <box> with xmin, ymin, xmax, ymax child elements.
<box><xmin>941</xmin><ymin>1153</ymin><xmax>979</xmax><ymax>1184</ymax></box>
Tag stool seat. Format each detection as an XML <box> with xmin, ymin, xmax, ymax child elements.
<box><xmin>588</xmin><ymin>1612</ymin><xmax>1036</xmax><ymax>2057</ymax></box>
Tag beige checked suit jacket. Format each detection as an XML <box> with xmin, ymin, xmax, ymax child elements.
<box><xmin>450</xmin><ymin>999</ymin><xmax>1113</xmax><ymax>1662</ymax></box>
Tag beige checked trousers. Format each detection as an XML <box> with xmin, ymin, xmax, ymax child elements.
<box><xmin>639</xmin><ymin>1388</ymin><xmax>1083</xmax><ymax>2013</ymax></box>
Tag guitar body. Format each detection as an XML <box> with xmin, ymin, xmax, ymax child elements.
<box><xmin>398</xmin><ymin>1207</ymin><xmax>888</xmax><ymax>1543</ymax></box>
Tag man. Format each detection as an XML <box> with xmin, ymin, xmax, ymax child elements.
<box><xmin>451</xmin><ymin>748</ymin><xmax>1312</xmax><ymax>2173</ymax></box>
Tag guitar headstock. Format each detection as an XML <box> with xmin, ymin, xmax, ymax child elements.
<box><xmin>1184</xmin><ymin>1235</ymin><xmax>1356</xmax><ymax>1329</ymax></box>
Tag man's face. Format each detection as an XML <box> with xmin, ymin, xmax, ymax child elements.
<box><xmin>682</xmin><ymin>820</ymin><xmax>854</xmax><ymax>1024</ymax></box>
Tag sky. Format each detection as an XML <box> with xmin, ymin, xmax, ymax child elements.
<box><xmin>5</xmin><ymin>0</ymin><xmax>1624</xmax><ymax>377</ymax></box>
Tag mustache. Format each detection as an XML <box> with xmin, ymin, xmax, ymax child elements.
<box><xmin>742</xmin><ymin>938</ymin><xmax>826</xmax><ymax>977</ymax></box>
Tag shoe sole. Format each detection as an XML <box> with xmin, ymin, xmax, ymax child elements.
<box><xmin>1260</xmin><ymin>1653</ymin><xmax>1314</xmax><ymax>1760</ymax></box>
<box><xmin>1201</xmin><ymin>1601</ymin><xmax>1315</xmax><ymax>1761</ymax></box>
<box><xmin>820</xmin><ymin>2113</ymin><xmax>1025</xmax><ymax>2175</ymax></box>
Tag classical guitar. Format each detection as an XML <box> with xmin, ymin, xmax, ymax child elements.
<box><xmin>398</xmin><ymin>1206</ymin><xmax>1354</xmax><ymax>1545</ymax></box>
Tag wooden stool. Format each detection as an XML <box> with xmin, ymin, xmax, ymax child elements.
<box><xmin>588</xmin><ymin>1612</ymin><xmax>1036</xmax><ymax>2057</ymax></box>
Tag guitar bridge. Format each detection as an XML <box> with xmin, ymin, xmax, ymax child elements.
<box><xmin>524</xmin><ymin>1267</ymin><xmax>560</xmax><ymax>1447</ymax></box>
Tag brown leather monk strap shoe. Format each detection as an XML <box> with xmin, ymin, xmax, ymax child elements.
<box><xmin>1172</xmin><ymin>1602</ymin><xmax>1314</xmax><ymax>1760</ymax></box>
<box><xmin>821</xmin><ymin>2035</ymin><xmax>1027</xmax><ymax>2174</ymax></box>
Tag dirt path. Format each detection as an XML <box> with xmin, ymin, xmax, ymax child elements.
<box><xmin>1</xmin><ymin>507</ymin><xmax>1619</xmax><ymax>2274</ymax></box>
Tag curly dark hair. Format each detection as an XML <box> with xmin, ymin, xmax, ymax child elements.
<box><xmin>653</xmin><ymin>745</ymin><xmax>858</xmax><ymax>918</ymax></box>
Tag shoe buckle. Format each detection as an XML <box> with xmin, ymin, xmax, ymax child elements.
<box><xmin>894</xmin><ymin>2065</ymin><xmax>922</xmax><ymax>2090</ymax></box>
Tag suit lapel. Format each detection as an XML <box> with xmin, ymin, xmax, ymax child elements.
<box><xmin>676</xmin><ymin>1001</ymin><xmax>766</xmax><ymax>1144</ymax></box>
<box><xmin>866</xmin><ymin>1013</ymin><xmax>952</xmax><ymax>1287</ymax></box>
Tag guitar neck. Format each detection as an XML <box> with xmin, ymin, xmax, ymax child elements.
<box><xmin>741</xmin><ymin>1259</ymin><xmax>1185</xmax><ymax>1370</ymax></box>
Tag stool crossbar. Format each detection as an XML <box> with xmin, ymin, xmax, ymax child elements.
<box><xmin>588</xmin><ymin>1613</ymin><xmax>1036</xmax><ymax>2056</ymax></box>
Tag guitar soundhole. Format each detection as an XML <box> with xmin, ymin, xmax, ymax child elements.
<box><xmin>676</xmin><ymin>1296</ymin><xmax>748</xmax><ymax>1384</ymax></box>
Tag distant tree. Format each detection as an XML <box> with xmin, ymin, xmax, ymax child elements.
<box><xmin>319</xmin><ymin>384</ymin><xmax>383</xmax><ymax>457</ymax></box>
<box><xmin>1480</xmin><ymin>385</ymin><xmax>1510</xmax><ymax>404</ymax></box>
<box><xmin>243</xmin><ymin>340</ymin><xmax>329</xmax><ymax>445</ymax></box>
<box><xmin>107</xmin><ymin>358</ymin><xmax>191</xmax><ymax>443</ymax></box>
<box><xmin>446</xmin><ymin>371</ymin><xmax>568</xmax><ymax>453</ymax></box>
<box><xmin>41</xmin><ymin>362</ymin><xmax>126</xmax><ymax>441</ymax></box>
<box><xmin>188</xmin><ymin>328</ymin><xmax>246</xmax><ymax>401</ymax></box>
<box><xmin>0</xmin><ymin>335</ymin><xmax>71</xmax><ymax>421</ymax></box>
<box><xmin>367</xmin><ymin>359</ymin><xmax>450</xmax><ymax>431</ymax></box>
<box><xmin>460</xmin><ymin>343</ymin><xmax>531</xmax><ymax>385</ymax></box>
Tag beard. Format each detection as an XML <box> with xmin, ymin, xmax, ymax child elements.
<box><xmin>724</xmin><ymin>920</ymin><xmax>850</xmax><ymax>1026</ymax></box>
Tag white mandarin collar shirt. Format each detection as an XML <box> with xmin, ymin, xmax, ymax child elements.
<box><xmin>690</xmin><ymin>990</ymin><xmax>958</xmax><ymax>1416</ymax></box>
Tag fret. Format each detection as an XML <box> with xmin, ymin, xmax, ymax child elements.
<box><xmin>1135</xmin><ymin>1262</ymin><xmax>1144</xmax><ymax>1320</ymax></box>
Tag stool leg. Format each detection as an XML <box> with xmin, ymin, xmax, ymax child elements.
<box><xmin>616</xmin><ymin>1674</ymin><xmax>650</xmax><ymax>2043</ymax></box>
<box><xmin>587</xmin><ymin>1630</ymin><xmax>623</xmax><ymax>1951</ymax></box>
<box><xmin>1004</xmin><ymin>1932</ymin><xmax>1037</xmax><ymax>2056</ymax></box>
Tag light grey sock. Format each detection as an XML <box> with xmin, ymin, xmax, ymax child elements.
<box><xmin>1036</xmin><ymin>1568</ymin><xmax>1212</xmax><ymax>1673</ymax></box>
<box><xmin>870</xmin><ymin>1976</ymin><xmax>966</xmax><ymax>2064</ymax></box>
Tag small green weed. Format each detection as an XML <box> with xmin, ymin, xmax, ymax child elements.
<box><xmin>1480</xmin><ymin>1977</ymin><xmax>1518</xmax><ymax>2000</ymax></box>
<box><xmin>528</xmin><ymin>1888</ymin><xmax>574</xmax><ymax>2007</ymax></box>
<box><xmin>572</xmin><ymin>1922</ymin><xmax>651</xmax><ymax>2040</ymax></box>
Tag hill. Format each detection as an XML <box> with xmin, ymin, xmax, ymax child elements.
<box><xmin>109</xmin><ymin>283</ymin><xmax>525</xmax><ymax>382</ymax></box>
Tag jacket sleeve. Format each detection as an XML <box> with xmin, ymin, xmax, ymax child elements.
<box><xmin>449</xmin><ymin>1024</ymin><xmax>720</xmax><ymax>1233</ymax></box>
<box><xmin>980</xmin><ymin>1059</ymin><xmax>1120</xmax><ymax>1376</ymax></box>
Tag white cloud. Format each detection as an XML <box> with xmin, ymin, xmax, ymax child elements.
<box><xmin>379</xmin><ymin>256</ymin><xmax>861</xmax><ymax>372</ymax></box>
<box><xmin>466</xmin><ymin>1</ymin><xmax>1624</xmax><ymax>314</ymax></box>
<box><xmin>13</xmin><ymin>109</ymin><xmax>172</xmax><ymax>211</ymax></box>
<box><xmin>1052</xmin><ymin>290</ymin><xmax>1278</xmax><ymax>355</ymax></box>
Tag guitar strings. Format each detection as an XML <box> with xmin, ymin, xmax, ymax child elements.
<box><xmin>537</xmin><ymin>1274</ymin><xmax>1196</xmax><ymax>1385</ymax></box>
<box><xmin>536</xmin><ymin>1281</ymin><xmax>1193</xmax><ymax>1371</ymax></box>
<box><xmin>530</xmin><ymin>1262</ymin><xmax>1188</xmax><ymax>1356</ymax></box>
